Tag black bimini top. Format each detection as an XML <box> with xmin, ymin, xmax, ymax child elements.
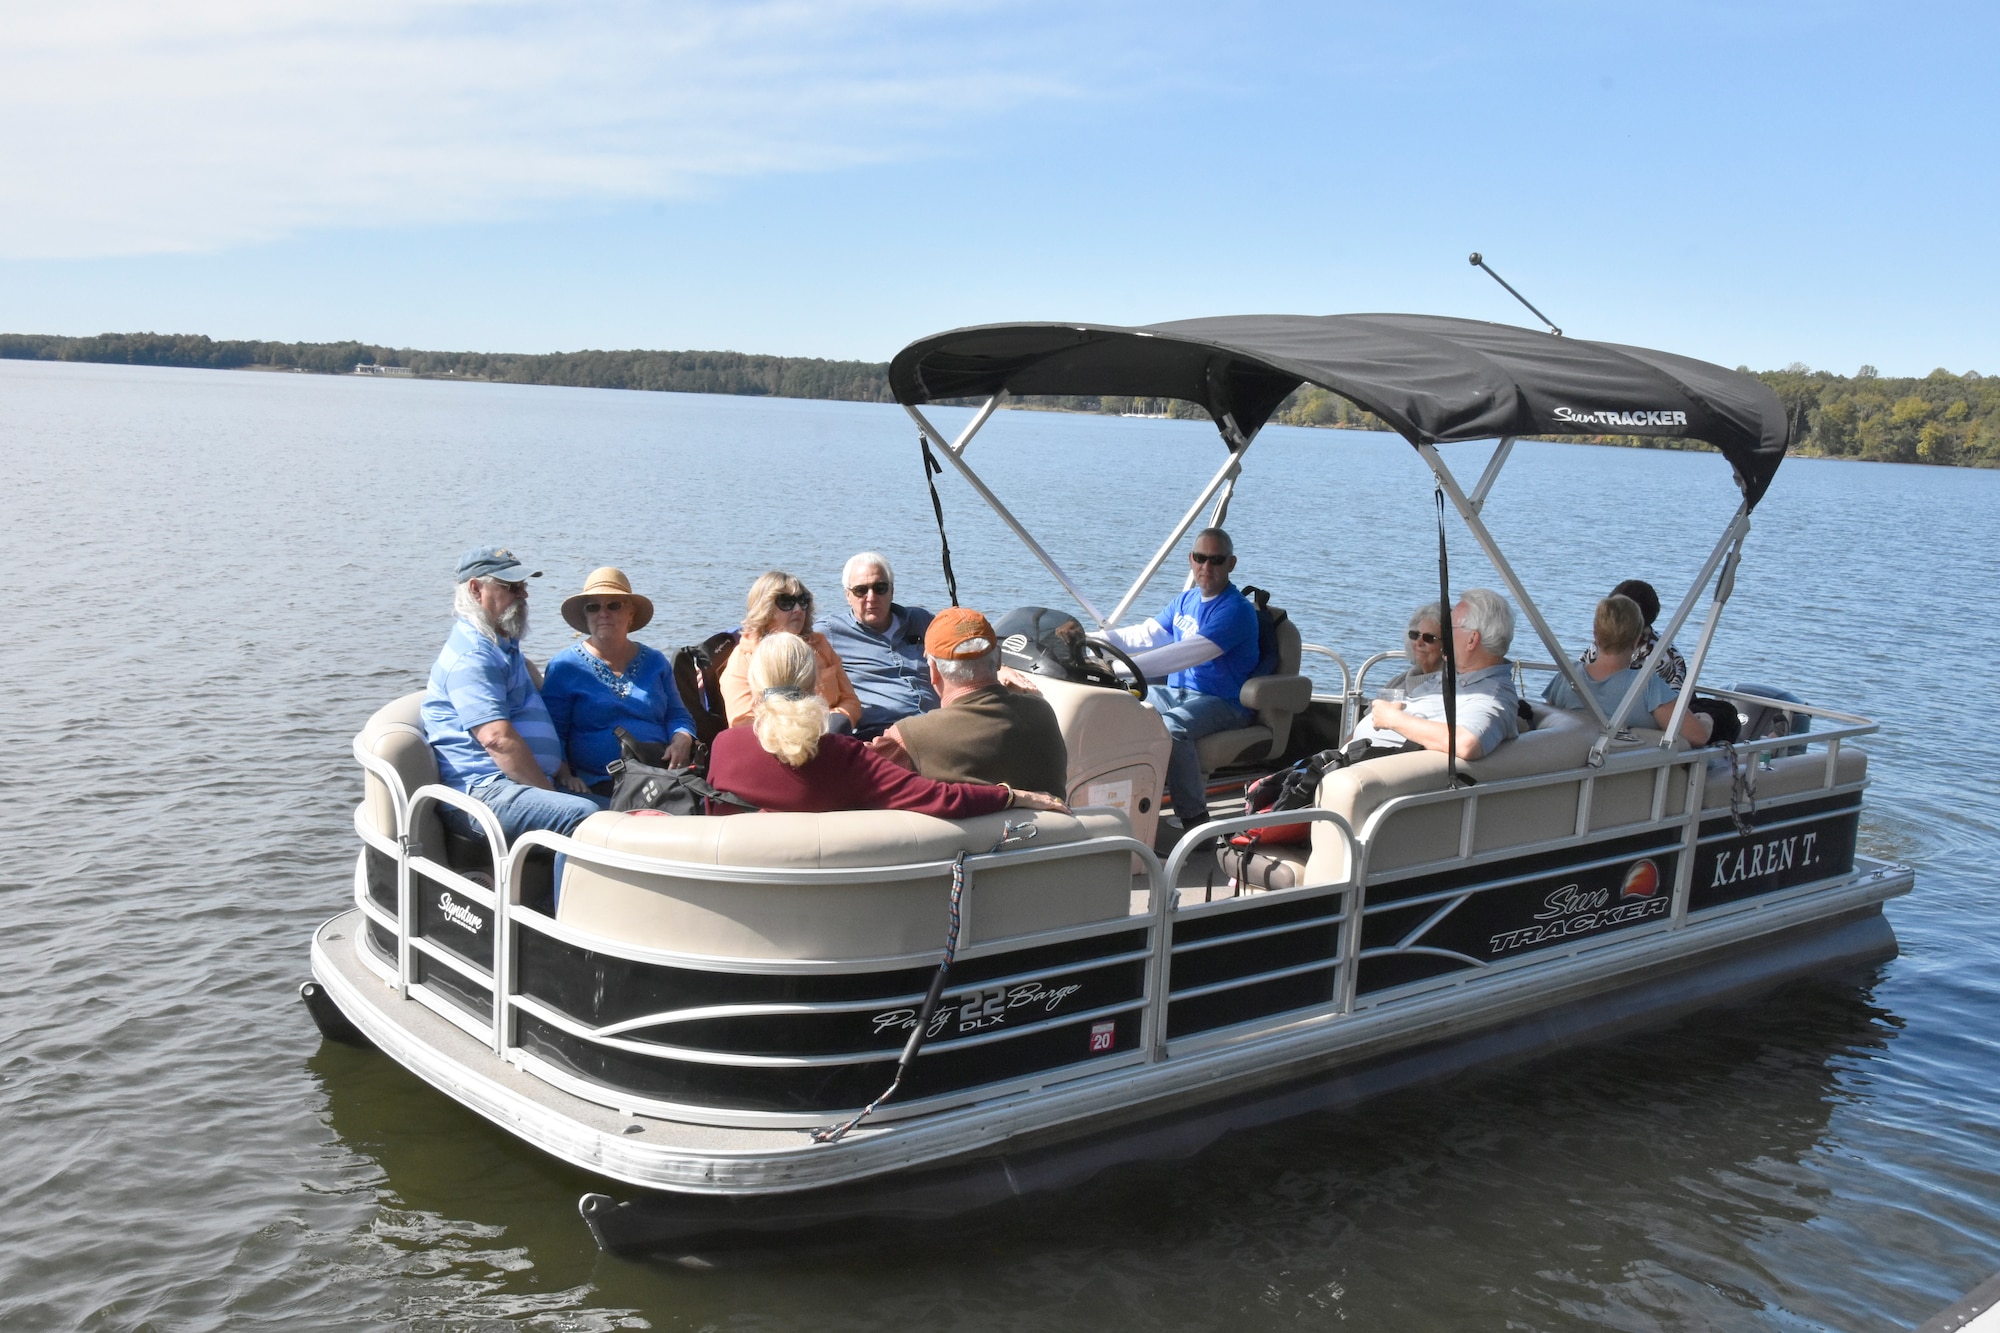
<box><xmin>889</xmin><ymin>314</ymin><xmax>1790</xmax><ymax>508</ymax></box>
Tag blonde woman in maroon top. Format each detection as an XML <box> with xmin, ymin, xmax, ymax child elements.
<box><xmin>708</xmin><ymin>633</ymin><xmax>1068</xmax><ymax>817</ymax></box>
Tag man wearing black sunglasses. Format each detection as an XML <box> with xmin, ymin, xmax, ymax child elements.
<box><xmin>1103</xmin><ymin>528</ymin><xmax>1261</xmax><ymax>831</ymax></box>
<box><xmin>817</xmin><ymin>551</ymin><xmax>937</xmax><ymax>740</ymax></box>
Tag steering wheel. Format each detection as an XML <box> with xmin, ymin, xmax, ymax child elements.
<box><xmin>1080</xmin><ymin>637</ymin><xmax>1148</xmax><ymax>699</ymax></box>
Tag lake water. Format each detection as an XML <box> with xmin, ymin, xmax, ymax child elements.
<box><xmin>2</xmin><ymin>357</ymin><xmax>1997</xmax><ymax>1331</ymax></box>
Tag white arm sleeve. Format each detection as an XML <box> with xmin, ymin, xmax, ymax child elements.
<box><xmin>1105</xmin><ymin>618</ymin><xmax>1171</xmax><ymax>651</ymax></box>
<box><xmin>1128</xmin><ymin>633</ymin><xmax>1222</xmax><ymax>678</ymax></box>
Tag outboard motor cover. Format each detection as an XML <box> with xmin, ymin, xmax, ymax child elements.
<box><xmin>993</xmin><ymin>606</ymin><xmax>1123</xmax><ymax>690</ymax></box>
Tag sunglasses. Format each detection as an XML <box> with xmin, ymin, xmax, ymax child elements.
<box><xmin>495</xmin><ymin>580</ymin><xmax>528</xmax><ymax>595</ymax></box>
<box><xmin>1407</xmin><ymin>629</ymin><xmax>1441</xmax><ymax>645</ymax></box>
<box><xmin>848</xmin><ymin>581</ymin><xmax>891</xmax><ymax>598</ymax></box>
<box><xmin>1189</xmin><ymin>551</ymin><xmax>1229</xmax><ymax>566</ymax></box>
<box><xmin>582</xmin><ymin>599</ymin><xmax>626</xmax><ymax>614</ymax></box>
<box><xmin>774</xmin><ymin>592</ymin><xmax>812</xmax><ymax>613</ymax></box>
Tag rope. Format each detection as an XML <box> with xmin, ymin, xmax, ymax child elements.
<box><xmin>809</xmin><ymin>849</ymin><xmax>966</xmax><ymax>1145</ymax></box>
<box><xmin>918</xmin><ymin>432</ymin><xmax>961</xmax><ymax>608</ymax></box>
<box><xmin>1726</xmin><ymin>744</ymin><xmax>1758</xmax><ymax>837</ymax></box>
<box><xmin>1435</xmin><ymin>484</ymin><xmax>1459</xmax><ymax>787</ymax></box>
<box><xmin>811</xmin><ymin>821</ymin><xmax>1034</xmax><ymax>1145</ymax></box>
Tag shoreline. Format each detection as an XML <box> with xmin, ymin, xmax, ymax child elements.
<box><xmin>3</xmin><ymin>331</ymin><xmax>1993</xmax><ymax>470</ymax></box>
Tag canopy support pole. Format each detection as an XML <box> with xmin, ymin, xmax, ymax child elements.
<box><xmin>1593</xmin><ymin>506</ymin><xmax>1750</xmax><ymax>760</ymax></box>
<box><xmin>1468</xmin><ymin>437</ymin><xmax>1515</xmax><ymax>514</ymax></box>
<box><xmin>940</xmin><ymin>393</ymin><xmax>1002</xmax><ymax>458</ymax></box>
<box><xmin>1655</xmin><ymin>524</ymin><xmax>1746</xmax><ymax>752</ymax></box>
<box><xmin>1415</xmin><ymin>443</ymin><xmax>1610</xmax><ymax>732</ymax></box>
<box><xmin>1110</xmin><ymin>423</ymin><xmax>1258</xmax><ymax>626</ymax></box>
<box><xmin>903</xmin><ymin>401</ymin><xmax>1110</xmax><ymax>629</ymax></box>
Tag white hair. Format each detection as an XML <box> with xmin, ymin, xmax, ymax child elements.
<box><xmin>932</xmin><ymin>646</ymin><xmax>1001</xmax><ymax>686</ymax></box>
<box><xmin>842</xmin><ymin>551</ymin><xmax>894</xmax><ymax>591</ymax></box>
<box><xmin>454</xmin><ymin>578</ymin><xmax>525</xmax><ymax>642</ymax></box>
<box><xmin>1455</xmin><ymin>588</ymin><xmax>1514</xmax><ymax>657</ymax></box>
<box><xmin>1407</xmin><ymin>601</ymin><xmax>1442</xmax><ymax>632</ymax></box>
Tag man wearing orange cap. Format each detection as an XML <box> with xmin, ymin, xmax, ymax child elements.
<box><xmin>871</xmin><ymin>607</ymin><xmax>1069</xmax><ymax>797</ymax></box>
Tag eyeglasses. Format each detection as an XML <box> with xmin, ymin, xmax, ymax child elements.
<box><xmin>1406</xmin><ymin>629</ymin><xmax>1441</xmax><ymax>645</ymax></box>
<box><xmin>774</xmin><ymin>593</ymin><xmax>812</xmax><ymax>613</ymax></box>
<box><xmin>848</xmin><ymin>581</ymin><xmax>891</xmax><ymax>598</ymax></box>
<box><xmin>582</xmin><ymin>600</ymin><xmax>625</xmax><ymax>614</ymax></box>
<box><xmin>1189</xmin><ymin>551</ymin><xmax>1229</xmax><ymax>566</ymax></box>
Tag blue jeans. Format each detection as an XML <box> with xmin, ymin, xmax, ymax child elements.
<box><xmin>448</xmin><ymin>775</ymin><xmax>605</xmax><ymax>844</ymax></box>
<box><xmin>1146</xmin><ymin>685</ymin><xmax>1254</xmax><ymax>824</ymax></box>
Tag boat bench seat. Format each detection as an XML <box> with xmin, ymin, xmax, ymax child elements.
<box><xmin>358</xmin><ymin>692</ymin><xmax>445</xmax><ymax>855</ymax></box>
<box><xmin>1302</xmin><ymin>703</ymin><xmax>1868</xmax><ymax>882</ymax></box>
<box><xmin>556</xmin><ymin>806</ymin><xmax>1139</xmax><ymax>959</ymax></box>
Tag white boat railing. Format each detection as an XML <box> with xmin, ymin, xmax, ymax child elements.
<box><xmin>346</xmin><ymin>681</ymin><xmax>1880</xmax><ymax>1128</ymax></box>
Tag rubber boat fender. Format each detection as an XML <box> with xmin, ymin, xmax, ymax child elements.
<box><xmin>300</xmin><ymin>980</ymin><xmax>374</xmax><ymax>1049</ymax></box>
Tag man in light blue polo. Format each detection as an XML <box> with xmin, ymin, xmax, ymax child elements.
<box><xmin>422</xmin><ymin>545</ymin><xmax>602</xmax><ymax>843</ymax></box>
<box><xmin>1105</xmin><ymin>527</ymin><xmax>1261</xmax><ymax>829</ymax></box>
<box><xmin>816</xmin><ymin>551</ymin><xmax>937</xmax><ymax>740</ymax></box>
<box><xmin>1348</xmin><ymin>588</ymin><xmax>1521</xmax><ymax>763</ymax></box>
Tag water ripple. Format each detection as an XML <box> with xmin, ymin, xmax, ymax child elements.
<box><xmin>3</xmin><ymin>359</ymin><xmax>1998</xmax><ymax>1329</ymax></box>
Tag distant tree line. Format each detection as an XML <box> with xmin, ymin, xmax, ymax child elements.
<box><xmin>0</xmin><ymin>331</ymin><xmax>894</xmax><ymax>403</ymax></box>
<box><xmin>3</xmin><ymin>331</ymin><xmax>1992</xmax><ymax>467</ymax></box>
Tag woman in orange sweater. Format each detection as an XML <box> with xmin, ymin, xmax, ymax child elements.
<box><xmin>719</xmin><ymin>570</ymin><xmax>864</xmax><ymax>732</ymax></box>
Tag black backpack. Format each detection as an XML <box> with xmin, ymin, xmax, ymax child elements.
<box><xmin>1239</xmin><ymin>585</ymin><xmax>1289</xmax><ymax>679</ymax></box>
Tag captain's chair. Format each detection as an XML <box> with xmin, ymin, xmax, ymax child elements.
<box><xmin>1195</xmin><ymin>607</ymin><xmax>1313</xmax><ymax>771</ymax></box>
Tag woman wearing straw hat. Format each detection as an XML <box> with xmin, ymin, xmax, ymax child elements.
<box><xmin>541</xmin><ymin>567</ymin><xmax>697</xmax><ymax>797</ymax></box>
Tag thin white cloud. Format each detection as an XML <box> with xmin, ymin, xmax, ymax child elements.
<box><xmin>0</xmin><ymin>0</ymin><xmax>1107</xmax><ymax>258</ymax></box>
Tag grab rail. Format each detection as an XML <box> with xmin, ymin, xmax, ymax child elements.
<box><xmin>1157</xmin><ymin>809</ymin><xmax>1361</xmax><ymax>1056</ymax></box>
<box><xmin>1298</xmin><ymin>644</ymin><xmax>1351</xmax><ymax>704</ymax></box>
<box><xmin>343</xmin><ymin>670</ymin><xmax>1884</xmax><ymax>1121</ymax></box>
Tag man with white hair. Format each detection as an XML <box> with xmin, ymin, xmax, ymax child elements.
<box><xmin>1346</xmin><ymin>587</ymin><xmax>1522</xmax><ymax>763</ymax></box>
<box><xmin>872</xmin><ymin>608</ymin><xmax>1068</xmax><ymax>796</ymax></box>
<box><xmin>421</xmin><ymin>545</ymin><xmax>602</xmax><ymax>842</ymax></box>
<box><xmin>816</xmin><ymin>551</ymin><xmax>937</xmax><ymax>741</ymax></box>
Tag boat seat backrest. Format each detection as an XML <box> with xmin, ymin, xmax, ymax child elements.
<box><xmin>1196</xmin><ymin>611</ymin><xmax>1312</xmax><ymax>771</ymax></box>
<box><xmin>1303</xmin><ymin>695</ymin><xmax>1871</xmax><ymax>883</ymax></box>
<box><xmin>357</xmin><ymin>692</ymin><xmax>446</xmax><ymax>855</ymax></box>
<box><xmin>557</xmin><ymin>806</ymin><xmax>1139</xmax><ymax>959</ymax></box>
<box><xmin>1305</xmin><ymin>715</ymin><xmax>1680</xmax><ymax>881</ymax></box>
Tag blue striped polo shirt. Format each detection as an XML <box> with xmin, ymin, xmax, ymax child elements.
<box><xmin>421</xmin><ymin>619</ymin><xmax>564</xmax><ymax>790</ymax></box>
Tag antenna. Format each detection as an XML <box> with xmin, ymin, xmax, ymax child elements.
<box><xmin>1468</xmin><ymin>252</ymin><xmax>1562</xmax><ymax>337</ymax></box>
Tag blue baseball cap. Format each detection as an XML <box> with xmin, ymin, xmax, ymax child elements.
<box><xmin>455</xmin><ymin>545</ymin><xmax>541</xmax><ymax>583</ymax></box>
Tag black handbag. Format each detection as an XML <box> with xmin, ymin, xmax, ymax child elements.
<box><xmin>605</xmin><ymin>727</ymin><xmax>756</xmax><ymax>815</ymax></box>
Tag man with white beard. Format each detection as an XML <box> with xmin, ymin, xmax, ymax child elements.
<box><xmin>421</xmin><ymin>545</ymin><xmax>602</xmax><ymax>844</ymax></box>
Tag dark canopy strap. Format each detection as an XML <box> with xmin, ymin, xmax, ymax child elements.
<box><xmin>1435</xmin><ymin>485</ymin><xmax>1458</xmax><ymax>787</ymax></box>
<box><xmin>918</xmin><ymin>432</ymin><xmax>960</xmax><ymax>607</ymax></box>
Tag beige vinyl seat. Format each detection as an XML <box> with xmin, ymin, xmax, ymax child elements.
<box><xmin>358</xmin><ymin>692</ymin><xmax>446</xmax><ymax>855</ymax></box>
<box><xmin>1300</xmin><ymin>702</ymin><xmax>1868</xmax><ymax>884</ymax></box>
<box><xmin>1194</xmin><ymin>609</ymin><xmax>1314</xmax><ymax>771</ymax></box>
<box><xmin>558</xmin><ymin>806</ymin><xmax>1139</xmax><ymax>959</ymax></box>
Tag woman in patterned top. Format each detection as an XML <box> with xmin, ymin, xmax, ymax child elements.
<box><xmin>541</xmin><ymin>567</ymin><xmax>697</xmax><ymax>797</ymax></box>
<box><xmin>1580</xmin><ymin>578</ymin><xmax>1687</xmax><ymax>687</ymax></box>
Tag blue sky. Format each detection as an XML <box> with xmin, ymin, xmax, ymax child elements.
<box><xmin>3</xmin><ymin>1</ymin><xmax>1993</xmax><ymax>375</ymax></box>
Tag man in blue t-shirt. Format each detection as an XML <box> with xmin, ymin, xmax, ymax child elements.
<box><xmin>1105</xmin><ymin>527</ymin><xmax>1261</xmax><ymax>830</ymax></box>
<box><xmin>421</xmin><ymin>545</ymin><xmax>603</xmax><ymax>845</ymax></box>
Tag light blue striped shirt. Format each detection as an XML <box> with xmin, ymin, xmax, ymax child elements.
<box><xmin>421</xmin><ymin>619</ymin><xmax>563</xmax><ymax>790</ymax></box>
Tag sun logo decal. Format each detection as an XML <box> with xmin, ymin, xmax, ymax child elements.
<box><xmin>1621</xmin><ymin>859</ymin><xmax>1661</xmax><ymax>899</ymax></box>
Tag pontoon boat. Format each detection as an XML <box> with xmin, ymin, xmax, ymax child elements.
<box><xmin>304</xmin><ymin>314</ymin><xmax>1912</xmax><ymax>1254</ymax></box>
